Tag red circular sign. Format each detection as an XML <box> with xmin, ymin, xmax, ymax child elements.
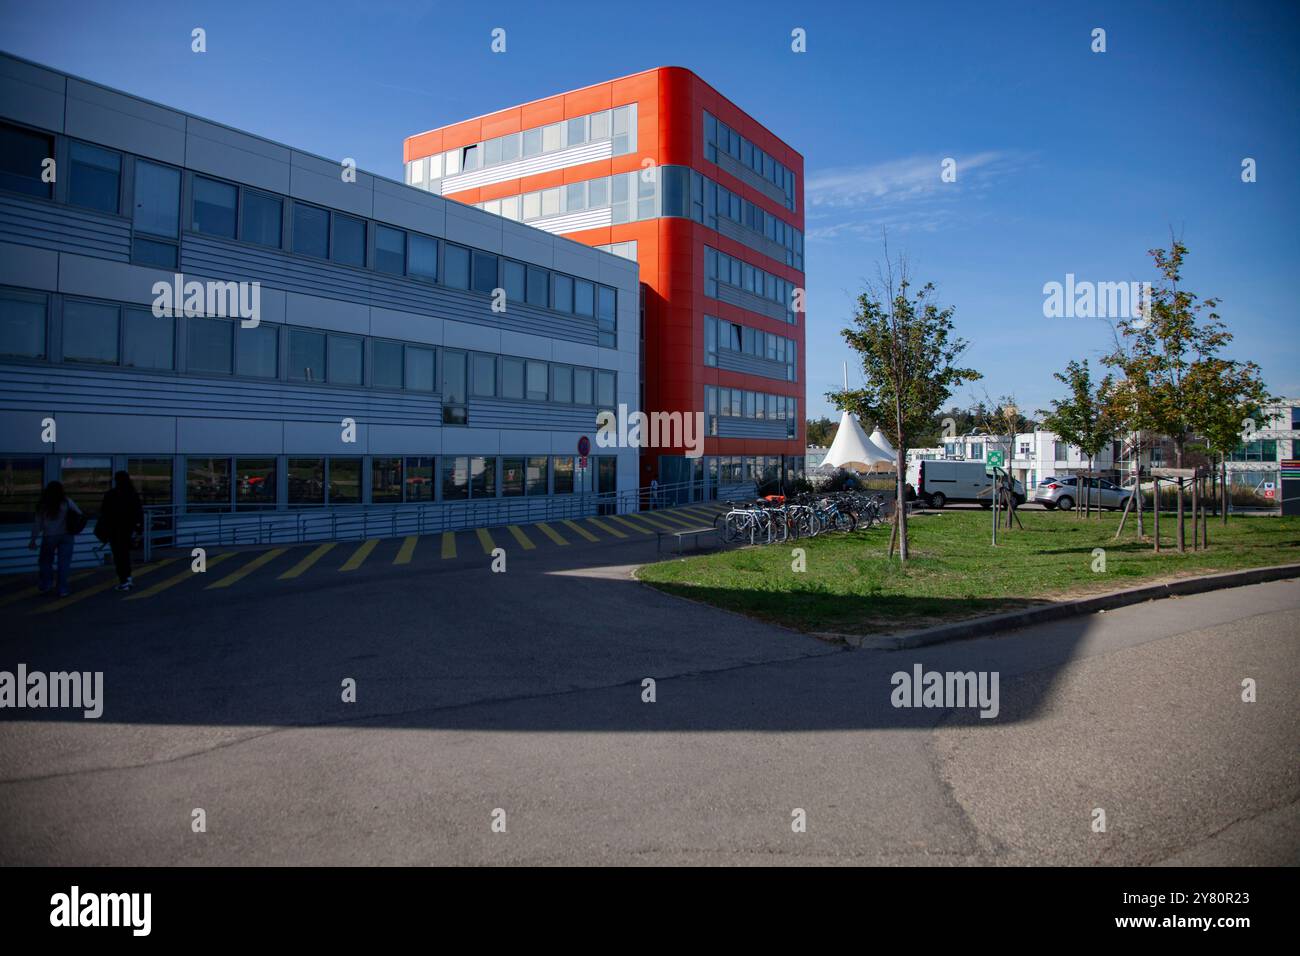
<box><xmin>578</xmin><ymin>435</ymin><xmax>591</xmax><ymax>456</ymax></box>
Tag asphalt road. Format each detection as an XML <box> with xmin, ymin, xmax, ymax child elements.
<box><xmin>0</xmin><ymin>520</ymin><xmax>1296</xmax><ymax>865</ymax></box>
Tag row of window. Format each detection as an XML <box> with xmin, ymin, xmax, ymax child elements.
<box><xmin>0</xmin><ymin>122</ymin><xmax>619</xmax><ymax>346</ymax></box>
<box><xmin>474</xmin><ymin>170</ymin><xmax>656</xmax><ymax>227</ymax></box>
<box><xmin>710</xmin><ymin>455</ymin><xmax>801</xmax><ymax>486</ymax></box>
<box><xmin>705</xmin><ymin>246</ymin><xmax>799</xmax><ymax>324</ymax></box>
<box><xmin>0</xmin><ymin>288</ymin><xmax>617</xmax><ymax>424</ymax></box>
<box><xmin>407</xmin><ymin>104</ymin><xmax>638</xmax><ymax>187</ymax></box>
<box><xmin>704</xmin><ymin>385</ymin><xmax>799</xmax><ymax>438</ymax></box>
<box><xmin>594</xmin><ymin>240</ymin><xmax>638</xmax><ymax>262</ymax></box>
<box><xmin>703</xmin><ymin>111</ymin><xmax>796</xmax><ymax>211</ymax></box>
<box><xmin>704</xmin><ymin>316</ymin><xmax>797</xmax><ymax>382</ymax></box>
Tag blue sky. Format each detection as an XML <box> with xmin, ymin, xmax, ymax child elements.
<box><xmin>3</xmin><ymin>0</ymin><xmax>1296</xmax><ymax>419</ymax></box>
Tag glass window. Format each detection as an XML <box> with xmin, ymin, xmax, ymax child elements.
<box><xmin>329</xmin><ymin>458</ymin><xmax>361</xmax><ymax>503</ymax></box>
<box><xmin>442</xmin><ymin>350</ymin><xmax>467</xmax><ymax>403</ymax></box>
<box><xmin>542</xmin><ymin>123</ymin><xmax>562</xmax><ymax>153</ymax></box>
<box><xmin>0</xmin><ymin>122</ymin><xmax>53</xmax><ymax>198</ymax></box>
<box><xmin>589</xmin><ymin>176</ymin><xmax>609</xmax><ymax>207</ymax></box>
<box><xmin>292</xmin><ymin>202</ymin><xmax>329</xmax><ymax>258</ymax></box>
<box><xmin>375</xmin><ymin>225</ymin><xmax>406</xmax><ymax>275</ymax></box>
<box><xmin>235</xmin><ymin>321</ymin><xmax>276</xmax><ymax>378</ymax></box>
<box><xmin>541</xmin><ymin>188</ymin><xmax>561</xmax><ymax>217</ymax></box>
<box><xmin>123</xmin><ymin>307</ymin><xmax>173</xmax><ymax>370</ymax></box>
<box><xmin>235</xmin><ymin>458</ymin><xmax>276</xmax><ymax>510</ymax></box>
<box><xmin>187</xmin><ymin>317</ymin><xmax>234</xmax><ymax>374</ymax></box>
<box><xmin>500</xmin><ymin>133</ymin><xmax>520</xmax><ymax>163</ymax></box>
<box><xmin>590</xmin><ymin>110</ymin><xmax>611</xmax><ymax>140</ymax></box>
<box><xmin>461</xmin><ymin>144</ymin><xmax>480</xmax><ymax>171</ymax></box>
<box><xmin>574</xmin><ymin>279</ymin><xmax>594</xmax><ymax>317</ymax></box>
<box><xmin>186</xmin><ymin>457</ymin><xmax>231</xmax><ymax>511</ymax></box>
<box><xmin>596</xmin><ymin>370</ymin><xmax>615</xmax><ymax>408</ymax></box>
<box><xmin>471</xmin><ymin>251</ymin><xmax>498</xmax><ymax>294</ymax></box>
<box><xmin>405</xmin><ymin>456</ymin><xmax>434</xmax><ymax>502</ymax></box>
<box><xmin>501</xmin><ymin>196</ymin><xmax>521</xmax><ymax>220</ymax></box>
<box><xmin>409</xmin><ymin>233</ymin><xmax>437</xmax><ymax>281</ymax></box>
<box><xmin>502</xmin><ymin>457</ymin><xmax>525</xmax><ymax>496</ymax></box>
<box><xmin>133</xmin><ymin>160</ymin><xmax>180</xmax><ymax>237</ymax></box>
<box><xmin>522</xmin><ymin>127</ymin><xmax>543</xmax><ymax>157</ymax></box>
<box><xmin>573</xmin><ymin>367</ymin><xmax>593</xmax><ymax>405</ymax></box>
<box><xmin>503</xmin><ymin>259</ymin><xmax>526</xmax><ymax>302</ymax></box>
<box><xmin>471</xmin><ymin>353</ymin><xmax>496</xmax><ymax>397</ymax></box>
<box><xmin>328</xmin><ymin>334</ymin><xmax>363</xmax><ymax>385</ymax></box>
<box><xmin>443</xmin><ymin>243</ymin><xmax>470</xmax><ymax>289</ymax></box>
<box><xmin>525</xmin><ymin>360</ymin><xmax>548</xmax><ymax>401</ymax></box>
<box><xmin>567</xmin><ymin>116</ymin><xmax>588</xmax><ymax>146</ymax></box>
<box><xmin>0</xmin><ymin>289</ymin><xmax>46</xmax><ymax>358</ymax></box>
<box><xmin>240</xmin><ymin>191</ymin><xmax>282</xmax><ymax>247</ymax></box>
<box><xmin>405</xmin><ymin>345</ymin><xmax>435</xmax><ymax>391</ymax></box>
<box><xmin>501</xmin><ymin>357</ymin><xmax>524</xmax><ymax>399</ymax></box>
<box><xmin>441</xmin><ymin>456</ymin><xmax>469</xmax><ymax>501</ymax></box>
<box><xmin>554</xmin><ymin>456</ymin><xmax>575</xmax><ymax>494</ymax></box>
<box><xmin>332</xmin><ymin>214</ymin><xmax>366</xmax><ymax>267</ymax></box>
<box><xmin>373</xmin><ymin>340</ymin><xmax>403</xmax><ymax>388</ymax></box>
<box><xmin>68</xmin><ymin>142</ymin><xmax>120</xmax><ymax>213</ymax></box>
<box><xmin>526</xmin><ymin>456</ymin><xmax>549</xmax><ymax>495</ymax></box>
<box><xmin>553</xmin><ymin>274</ymin><xmax>574</xmax><ymax>312</ymax></box>
<box><xmin>444</xmin><ymin>149</ymin><xmax>460</xmax><ymax>176</ymax></box>
<box><xmin>522</xmin><ymin>192</ymin><xmax>541</xmax><ymax>220</ymax></box>
<box><xmin>125</xmin><ymin>457</ymin><xmax>171</xmax><ymax>508</ymax></box>
<box><xmin>470</xmin><ymin>456</ymin><xmax>495</xmax><ymax>498</ymax></box>
<box><xmin>566</xmin><ymin>182</ymin><xmax>586</xmax><ymax>211</ymax></box>
<box><xmin>526</xmin><ymin>266</ymin><xmax>549</xmax><ymax>308</ymax></box>
<box><xmin>552</xmin><ymin>364</ymin><xmax>573</xmax><ymax>403</ymax></box>
<box><xmin>288</xmin><ymin>328</ymin><xmax>326</xmax><ymax>382</ymax></box>
<box><xmin>287</xmin><ymin>458</ymin><xmax>324</xmax><ymax>506</ymax></box>
<box><xmin>372</xmin><ymin>457</ymin><xmax>402</xmax><ymax>503</ymax></box>
<box><xmin>62</xmin><ymin>300</ymin><xmax>119</xmax><ymax>364</ymax></box>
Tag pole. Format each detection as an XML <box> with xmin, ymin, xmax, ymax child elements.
<box><xmin>1153</xmin><ymin>478</ymin><xmax>1160</xmax><ymax>552</ymax></box>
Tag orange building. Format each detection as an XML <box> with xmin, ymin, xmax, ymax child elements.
<box><xmin>403</xmin><ymin>67</ymin><xmax>806</xmax><ymax>495</ymax></box>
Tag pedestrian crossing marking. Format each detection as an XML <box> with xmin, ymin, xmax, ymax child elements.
<box><xmin>475</xmin><ymin>527</ymin><xmax>497</xmax><ymax>555</ymax></box>
<box><xmin>207</xmin><ymin>548</ymin><xmax>287</xmax><ymax>589</ymax></box>
<box><xmin>585</xmin><ymin>516</ymin><xmax>627</xmax><ymax>538</ymax></box>
<box><xmin>535</xmin><ymin>522</ymin><xmax>569</xmax><ymax>546</ymax></box>
<box><xmin>441</xmin><ymin>531</ymin><xmax>457</xmax><ymax>559</ymax></box>
<box><xmin>36</xmin><ymin>559</ymin><xmax>177</xmax><ymax>613</ymax></box>
<box><xmin>124</xmin><ymin>555</ymin><xmax>230</xmax><ymax>602</ymax></box>
<box><xmin>0</xmin><ymin>570</ymin><xmax>99</xmax><ymax>609</ymax></box>
<box><xmin>340</xmin><ymin>538</ymin><xmax>379</xmax><ymax>572</ymax></box>
<box><xmin>562</xmin><ymin>519</ymin><xmax>600</xmax><ymax>542</ymax></box>
<box><xmin>608</xmin><ymin>515</ymin><xmax>656</xmax><ymax>535</ymax></box>
<box><xmin>394</xmin><ymin>535</ymin><xmax>418</xmax><ymax>565</ymax></box>
<box><xmin>506</xmin><ymin>525</ymin><xmax>536</xmax><ymax>550</ymax></box>
<box><xmin>278</xmin><ymin>542</ymin><xmax>336</xmax><ymax>579</ymax></box>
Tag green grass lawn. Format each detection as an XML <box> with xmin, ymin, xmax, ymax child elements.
<box><xmin>636</xmin><ymin>510</ymin><xmax>1300</xmax><ymax>636</ymax></box>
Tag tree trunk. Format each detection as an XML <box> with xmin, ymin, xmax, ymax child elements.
<box><xmin>1221</xmin><ymin>457</ymin><xmax>1228</xmax><ymax>526</ymax></box>
<box><xmin>1153</xmin><ymin>478</ymin><xmax>1161</xmax><ymax>552</ymax></box>
<box><xmin>1175</xmin><ymin>442</ymin><xmax>1185</xmax><ymax>553</ymax></box>
<box><xmin>895</xmin><ymin>443</ymin><xmax>908</xmax><ymax>563</ymax></box>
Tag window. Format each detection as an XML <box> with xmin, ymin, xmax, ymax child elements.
<box><xmin>553</xmin><ymin>273</ymin><xmax>574</xmax><ymax>312</ymax></box>
<box><xmin>484</xmin><ymin>138</ymin><xmax>502</xmax><ymax>167</ymax></box>
<box><xmin>235</xmin><ymin>458</ymin><xmax>276</xmax><ymax>510</ymax></box>
<box><xmin>526</xmin><ymin>266</ymin><xmax>549</xmax><ymax>308</ymax></box>
<box><xmin>589</xmin><ymin>176</ymin><xmax>609</xmax><ymax>208</ymax></box>
<box><xmin>372</xmin><ymin>458</ymin><xmax>402</xmax><ymax>503</ymax></box>
<box><xmin>522</xmin><ymin>192</ymin><xmax>541</xmax><ymax>221</ymax></box>
<box><xmin>0</xmin><ymin>122</ymin><xmax>53</xmax><ymax>198</ymax></box>
<box><xmin>501</xmin><ymin>133</ymin><xmax>520</xmax><ymax>163</ymax></box>
<box><xmin>705</xmin><ymin>316</ymin><xmax>717</xmax><ymax>366</ymax></box>
<box><xmin>597</xmin><ymin>285</ymin><xmax>616</xmax><ymax>347</ymax></box>
<box><xmin>462</xmin><ymin>143</ymin><xmax>481</xmax><ymax>171</ymax></box>
<box><xmin>373</xmin><ymin>340</ymin><xmax>403</xmax><ymax>388</ymax></box>
<box><xmin>523</xmin><ymin>128</ymin><xmax>543</xmax><ymax>157</ymax></box>
<box><xmin>328</xmin><ymin>334</ymin><xmax>363</xmax><ymax>385</ymax></box>
<box><xmin>526</xmin><ymin>456</ymin><xmax>549</xmax><ymax>495</ymax></box>
<box><xmin>186</xmin><ymin>457</ymin><xmax>231</xmax><ymax>511</ymax></box>
<box><xmin>573</xmin><ymin>367</ymin><xmax>593</xmax><ymax>405</ymax></box>
<box><xmin>68</xmin><ymin>142</ymin><xmax>120</xmax><ymax>213</ymax></box>
<box><xmin>332</xmin><ymin>214</ymin><xmax>366</xmax><ymax>267</ymax></box>
<box><xmin>566</xmin><ymin>182</ymin><xmax>586</xmax><ymax>212</ymax></box>
<box><xmin>552</xmin><ymin>365</ymin><xmax>573</xmax><ymax>403</ymax></box>
<box><xmin>405</xmin><ymin>457</ymin><xmax>434</xmax><ymax>501</ymax></box>
<box><xmin>542</xmin><ymin>123</ymin><xmax>562</xmax><ymax>153</ymax></box>
<box><xmin>502</xmin><ymin>458</ymin><xmax>525</xmax><ymax>496</ymax></box>
<box><xmin>405</xmin><ymin>346</ymin><xmax>435</xmax><ymax>391</ymax></box>
<box><xmin>133</xmin><ymin>160</ymin><xmax>180</xmax><ymax>266</ymax></box>
<box><xmin>0</xmin><ymin>289</ymin><xmax>47</xmax><ymax>358</ymax></box>
<box><xmin>0</xmin><ymin>458</ymin><xmax>42</xmax><ymax>524</ymax></box>
<box><xmin>288</xmin><ymin>329</ymin><xmax>326</xmax><ymax>382</ymax></box>
<box><xmin>125</xmin><ymin>457</ymin><xmax>172</xmax><ymax>508</ymax></box>
<box><xmin>235</xmin><ymin>321</ymin><xmax>276</xmax><ymax>378</ymax></box>
<box><xmin>472</xmin><ymin>251</ymin><xmax>498</xmax><ymax>294</ymax></box>
<box><xmin>566</xmin><ymin>116</ymin><xmax>588</xmax><ymax>146</ymax></box>
<box><xmin>123</xmin><ymin>307</ymin><xmax>174</xmax><ymax>370</ymax></box>
<box><xmin>375</xmin><ymin>225</ymin><xmax>406</xmax><ymax>275</ymax></box>
<box><xmin>192</xmin><ymin>177</ymin><xmax>237</xmax><ymax>238</ymax></box>
<box><xmin>188</xmin><ymin>317</ymin><xmax>233</xmax><ymax>374</ymax></box>
<box><xmin>501</xmin><ymin>357</ymin><xmax>524</xmax><ymax>399</ymax></box>
<box><xmin>591</xmin><ymin>110</ymin><xmax>611</xmax><ymax>140</ymax></box>
<box><xmin>409</xmin><ymin>233</ymin><xmax>438</xmax><ymax>281</ymax></box>
<box><xmin>526</xmin><ymin>360</ymin><xmax>548</xmax><ymax>401</ymax></box>
<box><xmin>240</xmin><ymin>191</ymin><xmax>282</xmax><ymax>247</ymax></box>
<box><xmin>443</xmin><ymin>350</ymin><xmax>467</xmax><ymax>424</ymax></box>
<box><xmin>554</xmin><ymin>456</ymin><xmax>575</xmax><ymax>494</ymax></box>
<box><xmin>541</xmin><ymin>188</ymin><xmax>561</xmax><ymax>217</ymax></box>
<box><xmin>470</xmin><ymin>456</ymin><xmax>495</xmax><ymax>498</ymax></box>
<box><xmin>329</xmin><ymin>458</ymin><xmax>361</xmax><ymax>503</ymax></box>
<box><xmin>596</xmin><ymin>370</ymin><xmax>615</xmax><ymax>409</ymax></box>
<box><xmin>441</xmin><ymin>456</ymin><xmax>469</xmax><ymax>500</ymax></box>
<box><xmin>444</xmin><ymin>243</ymin><xmax>470</xmax><ymax>289</ymax></box>
<box><xmin>574</xmin><ymin>279</ymin><xmax>594</xmax><ymax>317</ymax></box>
<box><xmin>293</xmin><ymin>202</ymin><xmax>329</xmax><ymax>258</ymax></box>
<box><xmin>472</xmin><ymin>353</ymin><xmax>496</xmax><ymax>397</ymax></box>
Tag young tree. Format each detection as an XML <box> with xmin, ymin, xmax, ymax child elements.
<box><xmin>1187</xmin><ymin>358</ymin><xmax>1271</xmax><ymax>526</ymax></box>
<box><xmin>827</xmin><ymin>250</ymin><xmax>980</xmax><ymax>562</ymax></box>
<box><xmin>1038</xmin><ymin>360</ymin><xmax>1117</xmax><ymax>518</ymax></box>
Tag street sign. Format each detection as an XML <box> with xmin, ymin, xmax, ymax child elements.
<box><xmin>577</xmin><ymin>435</ymin><xmax>591</xmax><ymax>457</ymax></box>
<box><xmin>985</xmin><ymin>449</ymin><xmax>1004</xmax><ymax>474</ymax></box>
<box><xmin>1264</xmin><ymin>488</ymin><xmax>1275</xmax><ymax>499</ymax></box>
<box><xmin>579</xmin><ymin>456</ymin><xmax>588</xmax><ymax>469</ymax></box>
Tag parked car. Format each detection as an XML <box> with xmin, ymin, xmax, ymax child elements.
<box><xmin>905</xmin><ymin>459</ymin><xmax>1024</xmax><ymax>508</ymax></box>
<box><xmin>1034</xmin><ymin>475</ymin><xmax>1131</xmax><ymax>511</ymax></box>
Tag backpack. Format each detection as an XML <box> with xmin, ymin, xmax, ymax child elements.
<box><xmin>65</xmin><ymin>501</ymin><xmax>88</xmax><ymax>536</ymax></box>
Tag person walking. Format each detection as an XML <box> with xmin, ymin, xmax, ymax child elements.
<box><xmin>98</xmin><ymin>470</ymin><xmax>144</xmax><ymax>592</ymax></box>
<box><xmin>28</xmin><ymin>480</ymin><xmax>83</xmax><ymax>597</ymax></box>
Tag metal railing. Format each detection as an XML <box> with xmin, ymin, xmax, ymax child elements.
<box><xmin>141</xmin><ymin>479</ymin><xmax>751</xmax><ymax>561</ymax></box>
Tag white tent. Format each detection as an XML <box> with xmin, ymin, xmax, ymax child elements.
<box><xmin>822</xmin><ymin>411</ymin><xmax>893</xmax><ymax>472</ymax></box>
<box><xmin>867</xmin><ymin>426</ymin><xmax>898</xmax><ymax>462</ymax></box>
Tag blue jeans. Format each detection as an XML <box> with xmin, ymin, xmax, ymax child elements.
<box><xmin>38</xmin><ymin>533</ymin><xmax>75</xmax><ymax>594</ymax></box>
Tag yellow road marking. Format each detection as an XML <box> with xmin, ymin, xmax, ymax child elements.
<box><xmin>475</xmin><ymin>527</ymin><xmax>497</xmax><ymax>555</ymax></box>
<box><xmin>506</xmin><ymin>525</ymin><xmax>536</xmax><ymax>550</ymax></box>
<box><xmin>278</xmin><ymin>542</ymin><xmax>336</xmax><ymax>579</ymax></box>
<box><xmin>0</xmin><ymin>570</ymin><xmax>99</xmax><ymax>608</ymax></box>
<box><xmin>123</xmin><ymin>554</ymin><xmax>231</xmax><ymax>602</ymax></box>
<box><xmin>642</xmin><ymin>510</ymin><xmax>697</xmax><ymax>529</ymax></box>
<box><xmin>608</xmin><ymin>515</ymin><xmax>656</xmax><ymax>535</ymax></box>
<box><xmin>562</xmin><ymin>519</ymin><xmax>599</xmax><ymax>542</ymax></box>
<box><xmin>207</xmin><ymin>548</ymin><xmax>287</xmax><ymax>589</ymax></box>
<box><xmin>35</xmin><ymin>559</ymin><xmax>176</xmax><ymax>613</ymax></box>
<box><xmin>586</xmin><ymin>516</ymin><xmax>628</xmax><ymax>538</ymax></box>
<box><xmin>394</xmin><ymin>535</ymin><xmax>418</xmax><ymax>565</ymax></box>
<box><xmin>441</xmin><ymin>531</ymin><xmax>457</xmax><ymax>559</ymax></box>
<box><xmin>535</xmin><ymin>522</ymin><xmax>569</xmax><ymax>546</ymax></box>
<box><xmin>340</xmin><ymin>538</ymin><xmax>379</xmax><ymax>572</ymax></box>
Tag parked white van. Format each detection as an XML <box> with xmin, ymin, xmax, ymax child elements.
<box><xmin>905</xmin><ymin>459</ymin><xmax>1025</xmax><ymax>508</ymax></box>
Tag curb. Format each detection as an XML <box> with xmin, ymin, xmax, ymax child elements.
<box><xmin>834</xmin><ymin>562</ymin><xmax>1300</xmax><ymax>651</ymax></box>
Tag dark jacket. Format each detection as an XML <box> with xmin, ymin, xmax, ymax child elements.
<box><xmin>98</xmin><ymin>487</ymin><xmax>144</xmax><ymax>539</ymax></box>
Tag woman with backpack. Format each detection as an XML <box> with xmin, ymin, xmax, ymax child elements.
<box><xmin>28</xmin><ymin>480</ymin><xmax>84</xmax><ymax>597</ymax></box>
<box><xmin>97</xmin><ymin>470</ymin><xmax>144</xmax><ymax>592</ymax></box>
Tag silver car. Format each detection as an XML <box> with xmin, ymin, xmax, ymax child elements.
<box><xmin>1034</xmin><ymin>475</ymin><xmax>1131</xmax><ymax>511</ymax></box>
